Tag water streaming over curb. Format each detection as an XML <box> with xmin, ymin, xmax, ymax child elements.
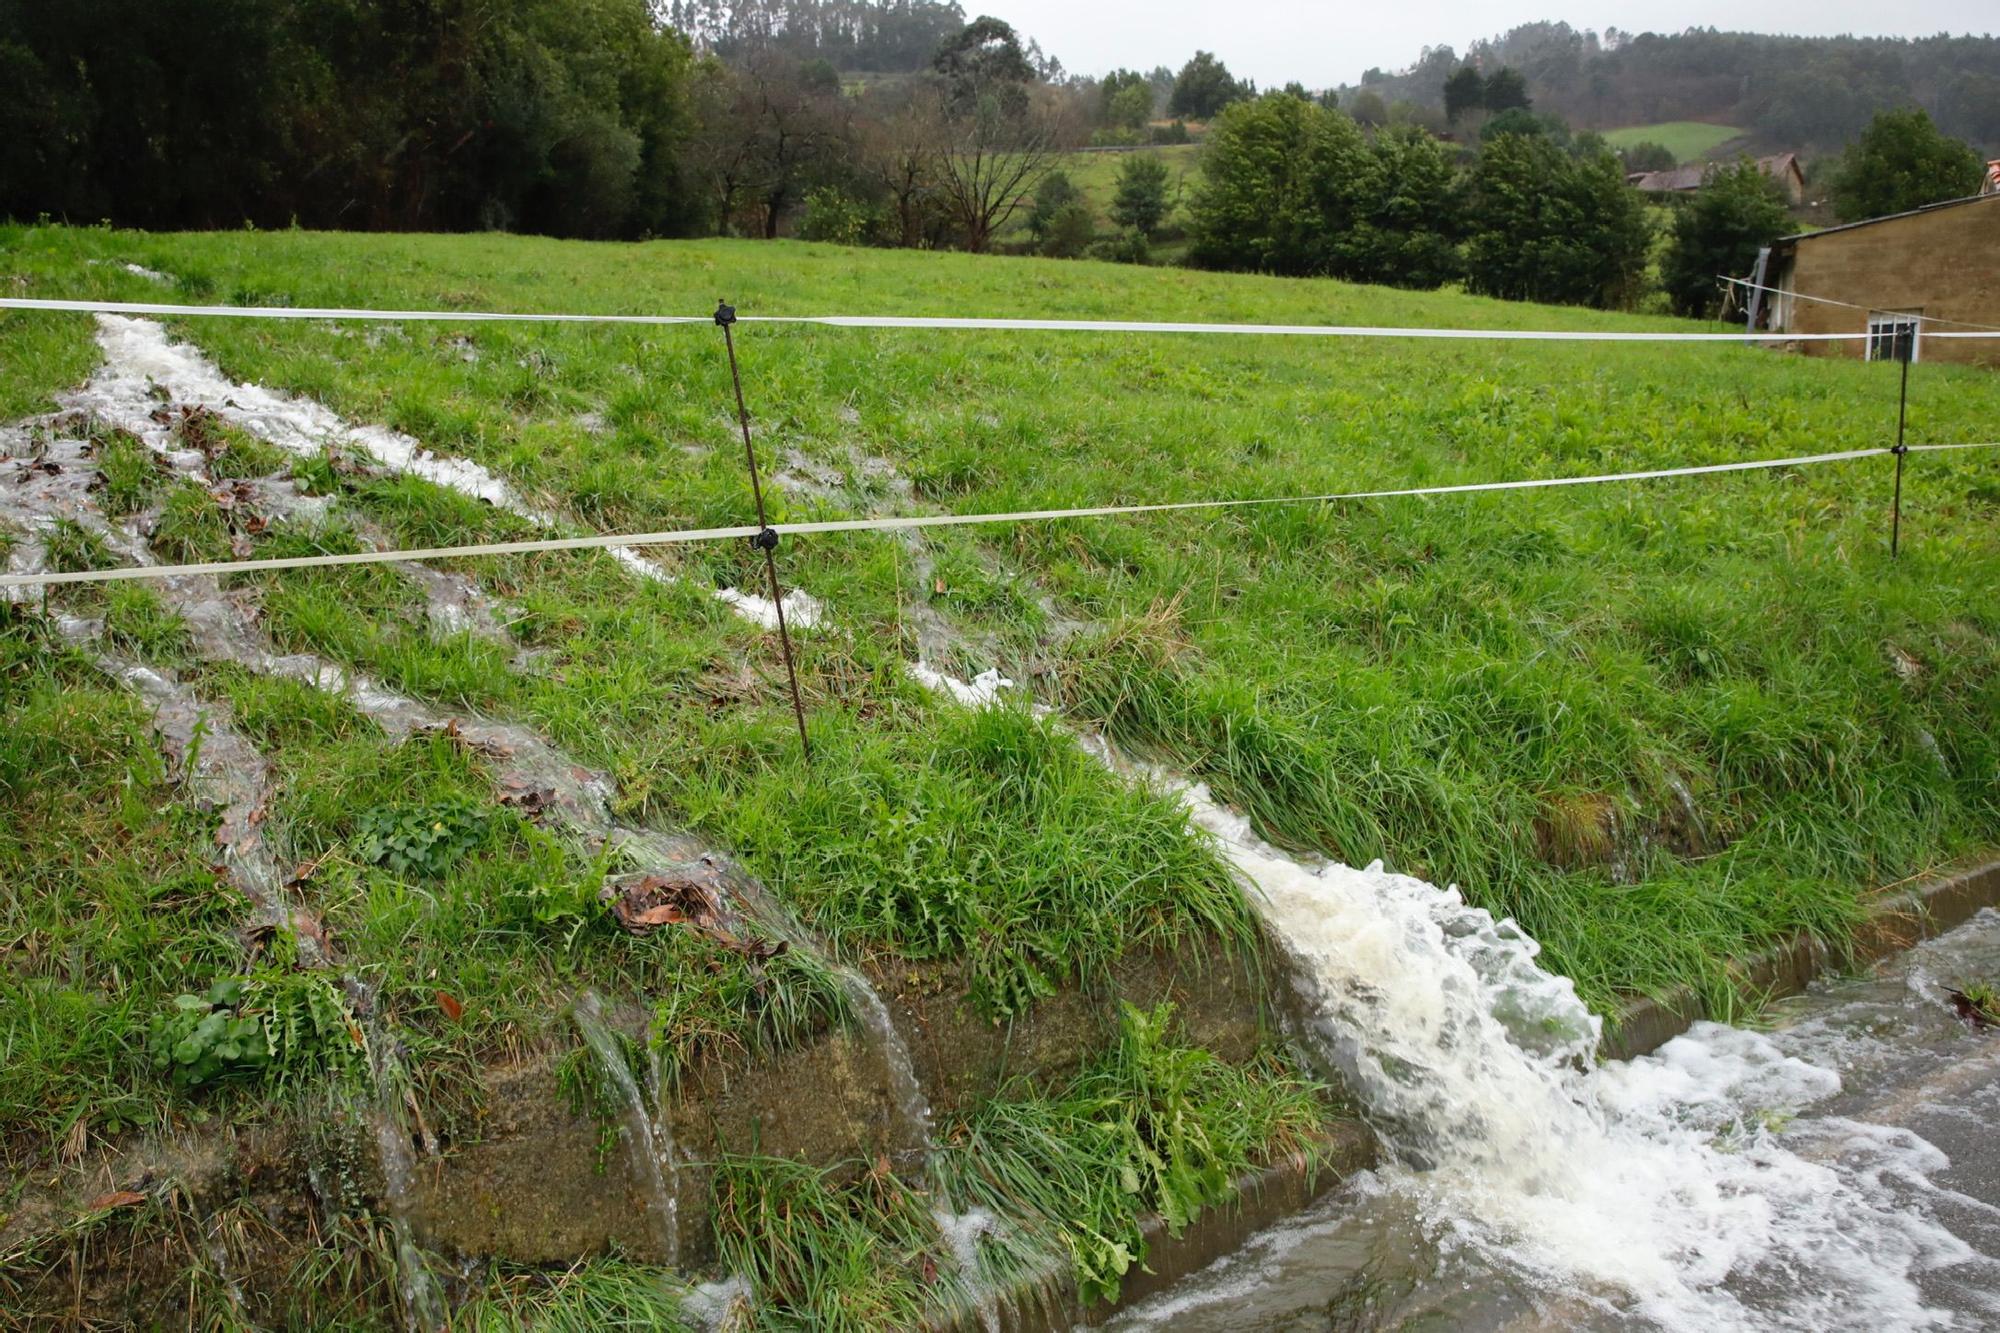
<box><xmin>573</xmin><ymin>991</ymin><xmax>682</xmax><ymax>1264</ymax></box>
<box><xmin>1157</xmin><ymin>782</ymin><xmax>1987</xmax><ymax>1332</ymax></box>
<box><xmin>900</xmin><ymin>665</ymin><xmax>1991</xmax><ymax>1331</ymax></box>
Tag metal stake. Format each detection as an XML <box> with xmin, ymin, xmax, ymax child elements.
<box><xmin>715</xmin><ymin>300</ymin><xmax>812</xmax><ymax>763</ymax></box>
<box><xmin>1891</xmin><ymin>347</ymin><xmax>1910</xmax><ymax>558</ymax></box>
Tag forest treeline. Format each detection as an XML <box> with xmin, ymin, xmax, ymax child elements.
<box><xmin>1</xmin><ymin>2</ymin><xmax>1992</xmax><ymax>319</ymax></box>
<box><xmin>1352</xmin><ymin>23</ymin><xmax>2000</xmax><ymax>152</ymax></box>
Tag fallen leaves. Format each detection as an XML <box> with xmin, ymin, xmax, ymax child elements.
<box><xmin>86</xmin><ymin>1190</ymin><xmax>146</xmax><ymax>1212</ymax></box>
<box><xmin>435</xmin><ymin>990</ymin><xmax>465</xmax><ymax>1022</ymax></box>
<box><xmin>602</xmin><ymin>870</ymin><xmax>784</xmax><ymax>962</ymax></box>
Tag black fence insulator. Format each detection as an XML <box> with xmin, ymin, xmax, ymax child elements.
<box><xmin>714</xmin><ymin>299</ymin><xmax>812</xmax><ymax>763</ymax></box>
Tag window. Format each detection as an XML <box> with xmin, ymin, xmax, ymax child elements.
<box><xmin>1866</xmin><ymin>315</ymin><xmax>1921</xmax><ymax>364</ymax></box>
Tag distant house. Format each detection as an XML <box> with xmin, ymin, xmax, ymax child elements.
<box><xmin>1629</xmin><ymin>152</ymin><xmax>1806</xmax><ymax>205</ymax></box>
<box><xmin>1748</xmin><ymin>192</ymin><xmax>2000</xmax><ymax>369</ymax></box>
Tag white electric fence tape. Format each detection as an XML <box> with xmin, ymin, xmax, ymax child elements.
<box><xmin>11</xmin><ymin>444</ymin><xmax>1988</xmax><ymax>592</ymax></box>
<box><xmin>9</xmin><ymin>296</ymin><xmax>2000</xmax><ymax>340</ymax></box>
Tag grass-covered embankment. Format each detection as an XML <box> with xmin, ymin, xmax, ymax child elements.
<box><xmin>3</xmin><ymin>221</ymin><xmax>1997</xmax><ymax>1323</ymax></box>
<box><xmin>9</xmin><ymin>223</ymin><xmax>1993</xmax><ymax>1013</ymax></box>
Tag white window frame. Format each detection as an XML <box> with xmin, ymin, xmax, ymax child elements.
<box><xmin>1866</xmin><ymin>314</ymin><xmax>1922</xmax><ymax>364</ymax></box>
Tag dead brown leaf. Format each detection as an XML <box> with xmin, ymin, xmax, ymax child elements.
<box><xmin>435</xmin><ymin>990</ymin><xmax>465</xmax><ymax>1022</ymax></box>
<box><xmin>86</xmin><ymin>1190</ymin><xmax>146</xmax><ymax>1212</ymax></box>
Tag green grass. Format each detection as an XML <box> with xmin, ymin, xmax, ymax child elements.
<box><xmin>3</xmin><ymin>222</ymin><xmax>1995</xmax><ymax>1026</ymax></box>
<box><xmin>715</xmin><ymin>1007</ymin><xmax>1334</xmax><ymax>1328</ymax></box>
<box><xmin>0</xmin><ymin>613</ymin><xmax>241</xmax><ymax>1163</ymax></box>
<box><xmin>2</xmin><ymin>220</ymin><xmax>1999</xmax><ymax>1321</ymax></box>
<box><xmin>1604</xmin><ymin>122</ymin><xmax>1746</xmax><ymax>161</ymax></box>
<box><xmin>1003</xmin><ymin>145</ymin><xmax>1204</xmax><ymax>244</ymax></box>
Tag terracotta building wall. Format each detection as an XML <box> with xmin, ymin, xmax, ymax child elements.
<box><xmin>1778</xmin><ymin>196</ymin><xmax>2000</xmax><ymax>368</ymax></box>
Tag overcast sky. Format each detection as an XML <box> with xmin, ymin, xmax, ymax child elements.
<box><xmin>982</xmin><ymin>3</ymin><xmax>1997</xmax><ymax>88</ymax></box>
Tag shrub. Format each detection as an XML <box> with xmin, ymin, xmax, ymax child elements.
<box><xmin>798</xmin><ymin>187</ymin><xmax>873</xmax><ymax>245</ymax></box>
<box><xmin>1464</xmin><ymin>132</ymin><xmax>1650</xmax><ymax>308</ymax></box>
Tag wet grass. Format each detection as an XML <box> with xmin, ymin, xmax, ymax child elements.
<box><xmin>0</xmin><ymin>614</ymin><xmax>239</xmax><ymax>1164</ymax></box>
<box><xmin>712</xmin><ymin>1006</ymin><xmax>1336</xmax><ymax>1327</ymax></box>
<box><xmin>2</xmin><ymin>221</ymin><xmax>1999</xmax><ymax>1320</ymax></box>
<box><xmin>6</xmin><ymin>223</ymin><xmax>1991</xmax><ymax>1016</ymax></box>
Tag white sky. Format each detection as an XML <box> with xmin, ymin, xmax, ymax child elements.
<box><xmin>983</xmin><ymin>3</ymin><xmax>1997</xmax><ymax>88</ymax></box>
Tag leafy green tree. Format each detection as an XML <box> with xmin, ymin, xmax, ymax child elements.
<box><xmin>1829</xmin><ymin>107</ymin><xmax>1984</xmax><ymax>222</ymax></box>
<box><xmin>1026</xmin><ymin>171</ymin><xmax>1080</xmax><ymax>242</ymax></box>
<box><xmin>1347</xmin><ymin>90</ymin><xmax>1389</xmax><ymax>127</ymax></box>
<box><xmin>1465</xmin><ymin>132</ymin><xmax>1650</xmax><ymax>307</ymax></box>
<box><xmin>1109</xmin><ymin>155</ymin><xmax>1172</xmax><ymax>237</ymax></box>
<box><xmin>1101</xmin><ymin>68</ymin><xmax>1152</xmax><ymax>127</ymax></box>
<box><xmin>1482</xmin><ymin>67</ymin><xmax>1532</xmax><ymax>113</ymax></box>
<box><xmin>1661</xmin><ymin>160</ymin><xmax>1794</xmax><ymax>317</ymax></box>
<box><xmin>1040</xmin><ymin>201</ymin><xmax>1096</xmax><ymax>258</ymax></box>
<box><xmin>1169</xmin><ymin>51</ymin><xmax>1247</xmax><ymax>121</ymax></box>
<box><xmin>1186</xmin><ymin>95</ymin><xmax>1370</xmax><ymax>275</ymax></box>
<box><xmin>1444</xmin><ymin>66</ymin><xmax>1485</xmax><ymax>123</ymax></box>
<box><xmin>1621</xmin><ymin>141</ymin><xmax>1677</xmax><ymax>173</ymax></box>
<box><xmin>1106</xmin><ymin>83</ymin><xmax>1153</xmax><ymax>133</ymax></box>
<box><xmin>1187</xmin><ymin>98</ymin><xmax>1460</xmax><ymax>288</ymax></box>
<box><xmin>1339</xmin><ymin>127</ymin><xmax>1465</xmax><ymax>289</ymax></box>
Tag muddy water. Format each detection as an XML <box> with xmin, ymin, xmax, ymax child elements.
<box><xmin>1107</xmin><ymin>909</ymin><xmax>2000</xmax><ymax>1332</ymax></box>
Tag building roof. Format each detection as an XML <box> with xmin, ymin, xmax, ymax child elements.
<box><xmin>1630</xmin><ymin>152</ymin><xmax>1801</xmax><ymax>194</ymax></box>
<box><xmin>1774</xmin><ymin>191</ymin><xmax>2000</xmax><ymax>247</ymax></box>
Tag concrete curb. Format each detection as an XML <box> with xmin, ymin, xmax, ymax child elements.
<box><xmin>944</xmin><ymin>1121</ymin><xmax>1376</xmax><ymax>1333</ymax></box>
<box><xmin>971</xmin><ymin>855</ymin><xmax>2000</xmax><ymax>1329</ymax></box>
<box><xmin>1603</xmin><ymin>854</ymin><xmax>2000</xmax><ymax>1061</ymax></box>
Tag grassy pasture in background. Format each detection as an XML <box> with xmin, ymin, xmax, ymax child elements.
<box><xmin>1603</xmin><ymin>121</ymin><xmax>1748</xmax><ymax>161</ymax></box>
<box><xmin>3</xmin><ymin>222</ymin><xmax>1998</xmax><ymax>1042</ymax></box>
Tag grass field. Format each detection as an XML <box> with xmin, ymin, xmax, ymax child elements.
<box><xmin>4</xmin><ymin>223</ymin><xmax>1999</xmax><ymax>1321</ymax></box>
<box><xmin>1603</xmin><ymin>121</ymin><xmax>1747</xmax><ymax>162</ymax></box>
<box><xmin>998</xmin><ymin>144</ymin><xmax>1203</xmax><ymax>248</ymax></box>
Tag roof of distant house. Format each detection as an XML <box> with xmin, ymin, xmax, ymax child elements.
<box><xmin>1629</xmin><ymin>152</ymin><xmax>1801</xmax><ymax>194</ymax></box>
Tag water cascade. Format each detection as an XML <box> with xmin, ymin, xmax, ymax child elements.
<box><xmin>572</xmin><ymin>991</ymin><xmax>682</xmax><ymax>1263</ymax></box>
<box><xmin>1174</xmin><ymin>779</ymin><xmax>1982</xmax><ymax>1331</ymax></box>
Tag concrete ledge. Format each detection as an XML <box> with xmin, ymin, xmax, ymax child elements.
<box><xmin>946</xmin><ymin>1120</ymin><xmax>1376</xmax><ymax>1333</ymax></box>
<box><xmin>1604</xmin><ymin>854</ymin><xmax>2000</xmax><ymax>1061</ymax></box>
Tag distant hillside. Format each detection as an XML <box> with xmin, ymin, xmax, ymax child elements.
<box><xmin>1346</xmin><ymin>24</ymin><xmax>2000</xmax><ymax>155</ymax></box>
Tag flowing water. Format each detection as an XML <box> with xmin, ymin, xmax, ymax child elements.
<box><xmin>1107</xmin><ymin>788</ymin><xmax>2000</xmax><ymax>1332</ymax></box>
<box><xmin>572</xmin><ymin>991</ymin><xmax>683</xmax><ymax>1263</ymax></box>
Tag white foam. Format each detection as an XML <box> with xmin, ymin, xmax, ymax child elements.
<box><xmin>1173</xmin><ymin>778</ymin><xmax>1983</xmax><ymax>1331</ymax></box>
<box><xmin>907</xmin><ymin>662</ymin><xmax>1015</xmax><ymax>706</ymax></box>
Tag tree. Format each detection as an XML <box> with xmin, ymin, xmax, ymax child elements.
<box><xmin>1338</xmin><ymin>126</ymin><xmax>1465</xmax><ymax>289</ymax></box>
<box><xmin>1829</xmin><ymin>107</ymin><xmax>1984</xmax><ymax>222</ymax></box>
<box><xmin>1660</xmin><ymin>159</ymin><xmax>1794</xmax><ymax>317</ymax></box>
<box><xmin>1464</xmin><ymin>132</ymin><xmax>1649</xmax><ymax>308</ymax></box>
<box><xmin>1026</xmin><ymin>171</ymin><xmax>1079</xmax><ymax>241</ymax></box>
<box><xmin>1482</xmin><ymin>67</ymin><xmax>1532</xmax><ymax>113</ymax></box>
<box><xmin>1444</xmin><ymin>66</ymin><xmax>1485</xmax><ymax>123</ymax></box>
<box><xmin>1040</xmin><ymin>201</ymin><xmax>1095</xmax><ymax>257</ymax></box>
<box><xmin>932</xmin><ymin>15</ymin><xmax>1035</xmax><ymax>112</ymax></box>
<box><xmin>1106</xmin><ymin>83</ymin><xmax>1153</xmax><ymax>134</ymax></box>
<box><xmin>1169</xmin><ymin>51</ymin><xmax>1246</xmax><ymax>121</ymax></box>
<box><xmin>859</xmin><ymin>81</ymin><xmax>945</xmax><ymax>247</ymax></box>
<box><xmin>1347</xmin><ymin>89</ymin><xmax>1389</xmax><ymax>127</ymax></box>
<box><xmin>926</xmin><ymin>18</ymin><xmax>1064</xmax><ymax>251</ymax></box>
<box><xmin>1100</xmin><ymin>68</ymin><xmax>1152</xmax><ymax>129</ymax></box>
<box><xmin>1620</xmin><ymin>141</ymin><xmax>1677</xmax><ymax>174</ymax></box>
<box><xmin>1109</xmin><ymin>154</ymin><xmax>1171</xmax><ymax>237</ymax></box>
